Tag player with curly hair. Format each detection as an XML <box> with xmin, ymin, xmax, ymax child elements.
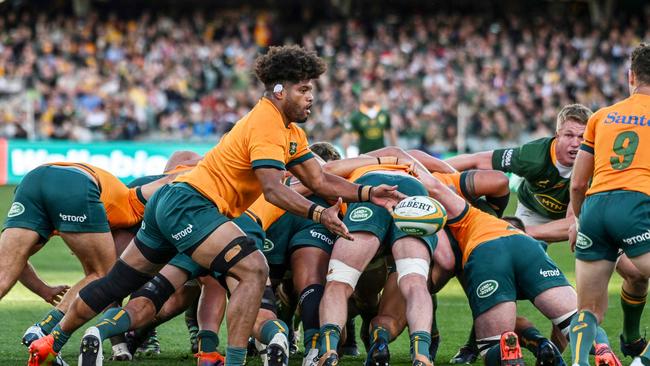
<box><xmin>27</xmin><ymin>45</ymin><xmax>404</xmax><ymax>366</ymax></box>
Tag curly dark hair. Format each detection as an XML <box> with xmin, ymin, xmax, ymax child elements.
<box><xmin>310</xmin><ymin>142</ymin><xmax>341</xmax><ymax>162</ymax></box>
<box><xmin>254</xmin><ymin>45</ymin><xmax>327</xmax><ymax>90</ymax></box>
<box><xmin>631</xmin><ymin>43</ymin><xmax>650</xmax><ymax>86</ymax></box>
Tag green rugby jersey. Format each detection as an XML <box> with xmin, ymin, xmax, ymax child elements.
<box><xmin>347</xmin><ymin>109</ymin><xmax>391</xmax><ymax>153</ymax></box>
<box><xmin>491</xmin><ymin>137</ymin><xmax>570</xmax><ymax>220</ymax></box>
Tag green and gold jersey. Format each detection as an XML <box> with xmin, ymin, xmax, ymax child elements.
<box><xmin>491</xmin><ymin>137</ymin><xmax>570</xmax><ymax>220</ymax></box>
<box><xmin>347</xmin><ymin>108</ymin><xmax>391</xmax><ymax>153</ymax></box>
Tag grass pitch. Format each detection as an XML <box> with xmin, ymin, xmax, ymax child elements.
<box><xmin>0</xmin><ymin>186</ymin><xmax>645</xmax><ymax>365</ymax></box>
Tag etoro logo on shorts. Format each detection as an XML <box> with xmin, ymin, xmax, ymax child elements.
<box><xmin>59</xmin><ymin>213</ymin><xmax>87</xmax><ymax>222</ymax></box>
<box><xmin>349</xmin><ymin>207</ymin><xmax>373</xmax><ymax>222</ymax></box>
<box><xmin>476</xmin><ymin>280</ymin><xmax>499</xmax><ymax>298</ymax></box>
<box><xmin>172</xmin><ymin>224</ymin><xmax>193</xmax><ymax>241</ymax></box>
<box><xmin>7</xmin><ymin>202</ymin><xmax>25</xmax><ymax>217</ymax></box>
<box><xmin>575</xmin><ymin>232</ymin><xmax>593</xmax><ymax>250</ymax></box>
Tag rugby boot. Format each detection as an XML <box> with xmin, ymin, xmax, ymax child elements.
<box><xmin>195</xmin><ymin>351</ymin><xmax>225</xmax><ymax>366</ymax></box>
<box><xmin>500</xmin><ymin>331</ymin><xmax>524</xmax><ymax>366</ymax></box>
<box><xmin>620</xmin><ymin>334</ymin><xmax>648</xmax><ymax>358</ymax></box>
<box><xmin>412</xmin><ymin>354</ymin><xmax>433</xmax><ymax>366</ymax></box>
<box><xmin>318</xmin><ymin>350</ymin><xmax>340</xmax><ymax>366</ymax></box>
<box><xmin>23</xmin><ymin>324</ymin><xmax>46</xmax><ymax>347</ymax></box>
<box><xmin>302</xmin><ymin>348</ymin><xmax>319</xmax><ymax>366</ymax></box>
<box><xmin>266</xmin><ymin>333</ymin><xmax>290</xmax><ymax>366</ymax></box>
<box><xmin>535</xmin><ymin>340</ymin><xmax>564</xmax><ymax>366</ymax></box>
<box><xmin>450</xmin><ymin>343</ymin><xmax>479</xmax><ymax>364</ymax></box>
<box><xmin>78</xmin><ymin>326</ymin><xmax>103</xmax><ymax>366</ymax></box>
<box><xmin>110</xmin><ymin>342</ymin><xmax>132</xmax><ymax>361</ymax></box>
<box><xmin>594</xmin><ymin>343</ymin><xmax>622</xmax><ymax>366</ymax></box>
<box><xmin>364</xmin><ymin>338</ymin><xmax>390</xmax><ymax>366</ymax></box>
<box><xmin>28</xmin><ymin>334</ymin><xmax>66</xmax><ymax>366</ymax></box>
<box><xmin>135</xmin><ymin>329</ymin><xmax>160</xmax><ymax>356</ymax></box>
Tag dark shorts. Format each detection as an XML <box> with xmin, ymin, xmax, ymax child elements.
<box><xmin>461</xmin><ymin>234</ymin><xmax>570</xmax><ymax>318</ymax></box>
<box><xmin>136</xmin><ymin>182</ymin><xmax>229</xmax><ymax>255</ymax></box>
<box><xmin>264</xmin><ymin>196</ymin><xmax>335</xmax><ymax>266</ymax></box>
<box><xmin>576</xmin><ymin>190</ymin><xmax>650</xmax><ymax>261</ymax></box>
<box><xmin>4</xmin><ymin>165</ymin><xmax>110</xmax><ymax>240</ymax></box>
<box><xmin>169</xmin><ymin>214</ymin><xmax>266</xmax><ymax>280</ymax></box>
<box><xmin>344</xmin><ymin>173</ymin><xmax>437</xmax><ymax>254</ymax></box>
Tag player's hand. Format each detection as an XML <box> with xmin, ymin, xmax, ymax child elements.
<box><xmin>40</xmin><ymin>284</ymin><xmax>70</xmax><ymax>306</ymax></box>
<box><xmin>568</xmin><ymin>223</ymin><xmax>578</xmax><ymax>252</ymax></box>
<box><xmin>321</xmin><ymin>198</ymin><xmax>353</xmax><ymax>241</ymax></box>
<box><xmin>369</xmin><ymin>184</ymin><xmax>406</xmax><ymax>213</ymax></box>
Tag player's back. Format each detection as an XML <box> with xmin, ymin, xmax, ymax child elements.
<box><xmin>584</xmin><ymin>94</ymin><xmax>650</xmax><ymax>196</ymax></box>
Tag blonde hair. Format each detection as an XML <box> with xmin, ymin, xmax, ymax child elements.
<box><xmin>556</xmin><ymin>104</ymin><xmax>592</xmax><ymax>132</ymax></box>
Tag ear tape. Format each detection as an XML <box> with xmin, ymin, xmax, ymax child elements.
<box><xmin>273</xmin><ymin>84</ymin><xmax>283</xmax><ymax>94</ymax></box>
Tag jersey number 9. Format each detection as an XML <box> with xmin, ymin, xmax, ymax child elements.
<box><xmin>610</xmin><ymin>131</ymin><xmax>639</xmax><ymax>170</ymax></box>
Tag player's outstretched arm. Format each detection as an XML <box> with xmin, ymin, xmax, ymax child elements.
<box><xmin>445</xmin><ymin>151</ymin><xmax>494</xmax><ymax>171</ymax></box>
<box><xmin>526</xmin><ymin>218</ymin><xmax>572</xmax><ymax>243</ymax></box>
<box><xmin>19</xmin><ymin>262</ymin><xmax>69</xmax><ymax>305</ymax></box>
<box><xmin>417</xmin><ymin>172</ymin><xmax>467</xmax><ymax>220</ymax></box>
<box><xmin>322</xmin><ymin>155</ymin><xmax>401</xmax><ymax>178</ymax></box>
<box><xmin>406</xmin><ymin>149</ymin><xmax>457</xmax><ymax>174</ymax></box>
<box><xmin>289</xmin><ymin>157</ymin><xmax>406</xmax><ymax>211</ymax></box>
<box><xmin>255</xmin><ymin>166</ymin><xmax>353</xmax><ymax>240</ymax></box>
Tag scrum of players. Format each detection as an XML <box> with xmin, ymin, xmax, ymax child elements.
<box><xmin>0</xmin><ymin>43</ymin><xmax>649</xmax><ymax>366</ymax></box>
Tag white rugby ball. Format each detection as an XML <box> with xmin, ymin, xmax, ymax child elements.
<box><xmin>392</xmin><ymin>196</ymin><xmax>447</xmax><ymax>236</ymax></box>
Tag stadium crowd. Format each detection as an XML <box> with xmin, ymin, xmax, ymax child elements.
<box><xmin>0</xmin><ymin>9</ymin><xmax>648</xmax><ymax>151</ymax></box>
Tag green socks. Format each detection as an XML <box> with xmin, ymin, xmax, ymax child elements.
<box><xmin>570</xmin><ymin>311</ymin><xmax>598</xmax><ymax>366</ymax></box>
<box><xmin>318</xmin><ymin>324</ymin><xmax>341</xmax><ymax>356</ymax></box>
<box><xmin>410</xmin><ymin>331</ymin><xmax>432</xmax><ymax>361</ymax></box>
<box><xmin>198</xmin><ymin>330</ymin><xmax>219</xmax><ymax>353</ymax></box>
<box><xmin>38</xmin><ymin>308</ymin><xmax>65</xmax><ymax>335</ymax></box>
<box><xmin>484</xmin><ymin>344</ymin><xmax>501</xmax><ymax>366</ymax></box>
<box><xmin>260</xmin><ymin>319</ymin><xmax>289</xmax><ymax>344</ymax></box>
<box><xmin>621</xmin><ymin>289</ymin><xmax>647</xmax><ymax>342</ymax></box>
<box><xmin>95</xmin><ymin>307</ymin><xmax>132</xmax><ymax>340</ymax></box>
<box><xmin>225</xmin><ymin>346</ymin><xmax>247</xmax><ymax>366</ymax></box>
<box><xmin>50</xmin><ymin>324</ymin><xmax>71</xmax><ymax>353</ymax></box>
<box><xmin>303</xmin><ymin>328</ymin><xmax>319</xmax><ymax>351</ymax></box>
<box><xmin>370</xmin><ymin>325</ymin><xmax>391</xmax><ymax>344</ymax></box>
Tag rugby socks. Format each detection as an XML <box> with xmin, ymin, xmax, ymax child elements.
<box><xmin>225</xmin><ymin>346</ymin><xmax>247</xmax><ymax>366</ymax></box>
<box><xmin>299</xmin><ymin>284</ymin><xmax>324</xmax><ymax>351</ymax></box>
<box><xmin>519</xmin><ymin>326</ymin><xmax>546</xmax><ymax>354</ymax></box>
<box><xmin>197</xmin><ymin>330</ymin><xmax>219</xmax><ymax>352</ymax></box>
<box><xmin>370</xmin><ymin>325</ymin><xmax>391</xmax><ymax>344</ymax></box>
<box><xmin>50</xmin><ymin>324</ymin><xmax>71</xmax><ymax>353</ymax></box>
<box><xmin>38</xmin><ymin>308</ymin><xmax>65</xmax><ymax>334</ymax></box>
<box><xmin>259</xmin><ymin>319</ymin><xmax>289</xmax><ymax>345</ymax></box>
<box><xmin>486</xmin><ymin>193</ymin><xmax>510</xmax><ymax>218</ymax></box>
<box><xmin>95</xmin><ymin>307</ymin><xmax>132</xmax><ymax>340</ymax></box>
<box><xmin>621</xmin><ymin>289</ymin><xmax>646</xmax><ymax>342</ymax></box>
<box><xmin>569</xmin><ymin>311</ymin><xmax>598</xmax><ymax>366</ymax></box>
<box><xmin>430</xmin><ymin>294</ymin><xmax>440</xmax><ymax>359</ymax></box>
<box><xmin>318</xmin><ymin>324</ymin><xmax>341</xmax><ymax>356</ymax></box>
<box><xmin>304</xmin><ymin>328</ymin><xmax>319</xmax><ymax>352</ymax></box>
<box><xmin>484</xmin><ymin>344</ymin><xmax>501</xmax><ymax>366</ymax></box>
<box><xmin>410</xmin><ymin>331</ymin><xmax>432</xmax><ymax>361</ymax></box>
<box><xmin>595</xmin><ymin>326</ymin><xmax>610</xmax><ymax>346</ymax></box>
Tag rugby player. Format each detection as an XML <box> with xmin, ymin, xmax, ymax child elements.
<box><xmin>569</xmin><ymin>43</ymin><xmax>650</xmax><ymax>366</ymax></box>
<box><xmin>0</xmin><ymin>162</ymin><xmax>169</xmax><ymax>366</ymax></box>
<box><xmin>316</xmin><ymin>161</ymin><xmax>436</xmax><ymax>366</ymax></box>
<box><xmin>27</xmin><ymin>45</ymin><xmax>404</xmax><ymax>366</ymax></box>
<box><xmin>417</xmin><ymin>170</ymin><xmax>586</xmax><ymax>366</ymax></box>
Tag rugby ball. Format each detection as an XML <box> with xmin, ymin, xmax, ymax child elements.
<box><xmin>392</xmin><ymin>196</ymin><xmax>447</xmax><ymax>236</ymax></box>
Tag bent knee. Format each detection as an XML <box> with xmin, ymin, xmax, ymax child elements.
<box><xmin>238</xmin><ymin>251</ymin><xmax>269</xmax><ymax>280</ymax></box>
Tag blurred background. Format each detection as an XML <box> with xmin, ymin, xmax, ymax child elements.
<box><xmin>0</xmin><ymin>0</ymin><xmax>648</xmax><ymax>182</ymax></box>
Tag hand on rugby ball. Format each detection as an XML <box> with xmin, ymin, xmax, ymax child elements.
<box><xmin>370</xmin><ymin>184</ymin><xmax>406</xmax><ymax>213</ymax></box>
<box><xmin>321</xmin><ymin>198</ymin><xmax>353</xmax><ymax>241</ymax></box>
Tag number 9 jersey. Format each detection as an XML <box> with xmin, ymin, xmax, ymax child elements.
<box><xmin>580</xmin><ymin>94</ymin><xmax>650</xmax><ymax>197</ymax></box>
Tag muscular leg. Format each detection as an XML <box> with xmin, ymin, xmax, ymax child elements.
<box><xmin>475</xmin><ymin>302</ymin><xmax>518</xmax><ymax>366</ymax></box>
<box><xmin>291</xmin><ymin>247</ymin><xmax>329</xmax><ymax>353</ymax></box>
<box><xmin>569</xmin><ymin>259</ymin><xmax>616</xmax><ymax>366</ymax></box>
<box><xmin>617</xmin><ymin>255</ymin><xmax>648</xmax><ymax>348</ymax></box>
<box><xmin>391</xmin><ymin>236</ymin><xmax>432</xmax><ymax>363</ymax></box>
<box><xmin>318</xmin><ymin>232</ymin><xmax>380</xmax><ymax>358</ymax></box>
<box><xmin>190</xmin><ymin>221</ymin><xmax>268</xmax><ymax>366</ymax></box>
<box><xmin>196</xmin><ymin>276</ymin><xmax>227</xmax><ymax>354</ymax></box>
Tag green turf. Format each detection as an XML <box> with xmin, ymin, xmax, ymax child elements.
<box><xmin>0</xmin><ymin>186</ymin><xmax>646</xmax><ymax>365</ymax></box>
